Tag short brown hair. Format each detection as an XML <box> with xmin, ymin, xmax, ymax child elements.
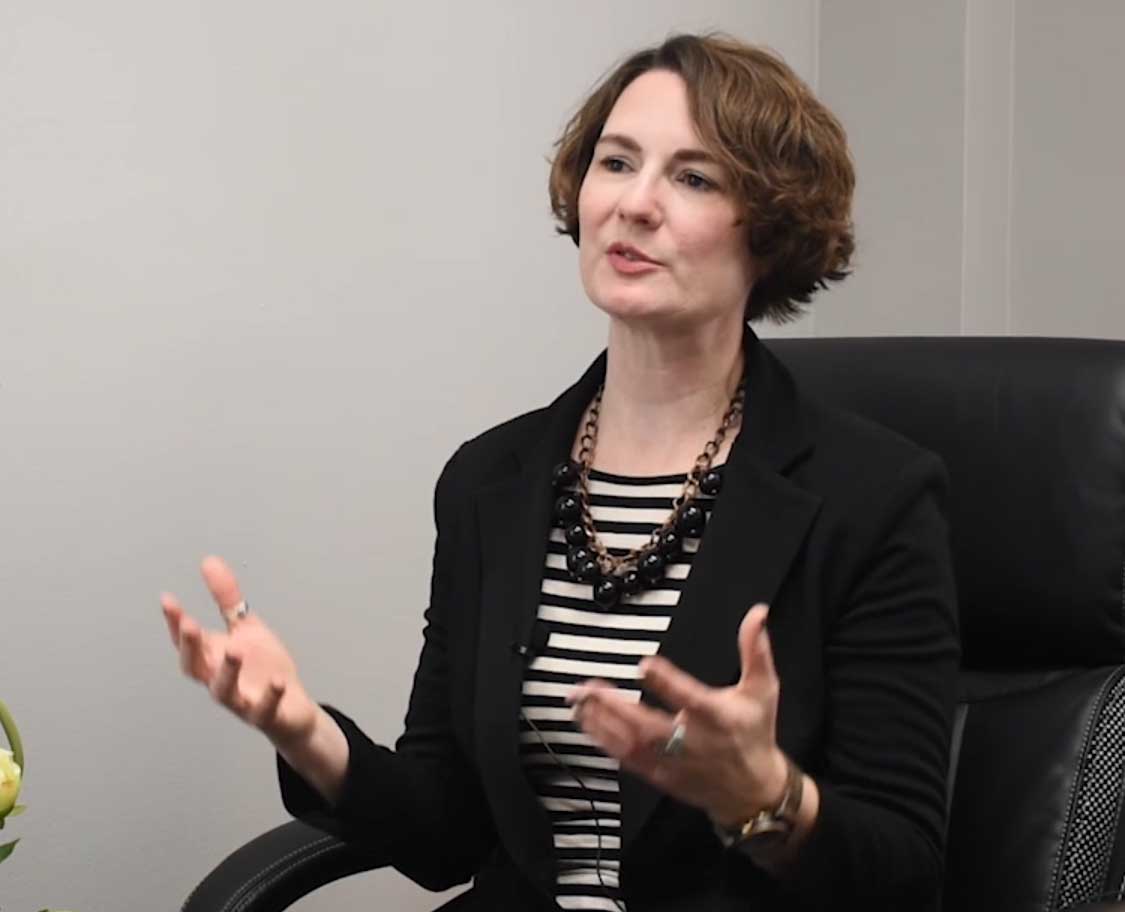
<box><xmin>548</xmin><ymin>33</ymin><xmax>855</xmax><ymax>323</ymax></box>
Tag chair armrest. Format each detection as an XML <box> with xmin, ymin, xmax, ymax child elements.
<box><xmin>181</xmin><ymin>818</ymin><xmax>387</xmax><ymax>912</ymax></box>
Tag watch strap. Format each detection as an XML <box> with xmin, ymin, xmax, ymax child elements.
<box><xmin>716</xmin><ymin>754</ymin><xmax>803</xmax><ymax>848</ymax></box>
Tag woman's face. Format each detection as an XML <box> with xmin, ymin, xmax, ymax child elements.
<box><xmin>577</xmin><ymin>69</ymin><xmax>757</xmax><ymax>330</ymax></box>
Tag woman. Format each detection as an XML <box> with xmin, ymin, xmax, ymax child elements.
<box><xmin>163</xmin><ymin>33</ymin><xmax>959</xmax><ymax>911</ymax></box>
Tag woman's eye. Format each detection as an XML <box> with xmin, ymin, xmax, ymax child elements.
<box><xmin>682</xmin><ymin>172</ymin><xmax>714</xmax><ymax>191</ymax></box>
<box><xmin>597</xmin><ymin>156</ymin><xmax>715</xmax><ymax>191</ymax></box>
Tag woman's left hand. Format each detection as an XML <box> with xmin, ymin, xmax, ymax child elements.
<box><xmin>567</xmin><ymin>602</ymin><xmax>788</xmax><ymax>827</ymax></box>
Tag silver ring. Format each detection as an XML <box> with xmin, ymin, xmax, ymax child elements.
<box><xmin>662</xmin><ymin>722</ymin><xmax>687</xmax><ymax>757</ymax></box>
<box><xmin>232</xmin><ymin>600</ymin><xmax>250</xmax><ymax>621</ymax></box>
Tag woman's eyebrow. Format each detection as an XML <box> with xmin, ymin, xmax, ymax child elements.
<box><xmin>595</xmin><ymin>132</ymin><xmax>719</xmax><ymax>166</ymax></box>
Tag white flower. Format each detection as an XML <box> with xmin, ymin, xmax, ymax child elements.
<box><xmin>0</xmin><ymin>747</ymin><xmax>21</xmax><ymax>817</ymax></box>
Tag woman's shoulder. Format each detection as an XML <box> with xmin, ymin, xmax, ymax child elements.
<box><xmin>789</xmin><ymin>390</ymin><xmax>950</xmax><ymax>523</ymax></box>
<box><xmin>804</xmin><ymin>394</ymin><xmax>942</xmax><ymax>471</ymax></box>
<box><xmin>757</xmin><ymin>336</ymin><xmax>947</xmax><ymax>494</ymax></box>
<box><xmin>464</xmin><ymin>405</ymin><xmax>554</xmax><ymax>462</ymax></box>
<box><xmin>435</xmin><ymin>404</ymin><xmax>556</xmax><ymax>496</ymax></box>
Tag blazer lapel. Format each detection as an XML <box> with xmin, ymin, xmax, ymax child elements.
<box><xmin>619</xmin><ymin>331</ymin><xmax>823</xmax><ymax>852</ymax></box>
<box><xmin>473</xmin><ymin>352</ymin><xmax>608</xmax><ymax>891</ymax></box>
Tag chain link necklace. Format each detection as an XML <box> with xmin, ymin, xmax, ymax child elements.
<box><xmin>550</xmin><ymin>380</ymin><xmax>746</xmax><ymax>610</ymax></box>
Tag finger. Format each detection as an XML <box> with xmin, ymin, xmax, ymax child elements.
<box><xmin>638</xmin><ymin>654</ymin><xmax>719</xmax><ymax>720</ymax></box>
<box><xmin>574</xmin><ymin>692</ymin><xmax>648</xmax><ymax>759</ymax></box>
<box><xmin>574</xmin><ymin>686</ymin><xmax>676</xmax><ymax>755</ymax></box>
<box><xmin>210</xmin><ymin>650</ymin><xmax>246</xmax><ymax>712</ymax></box>
<box><xmin>200</xmin><ymin>555</ymin><xmax>247</xmax><ymax>629</ymax></box>
<box><xmin>161</xmin><ymin>593</ymin><xmax>185</xmax><ymax>648</ymax></box>
<box><xmin>635</xmin><ymin>713</ymin><xmax>692</xmax><ymax>781</ymax></box>
<box><xmin>247</xmin><ymin>678</ymin><xmax>287</xmax><ymax>730</ymax></box>
<box><xmin>579</xmin><ymin>702</ymin><xmax>689</xmax><ymax>790</ymax></box>
<box><xmin>566</xmin><ymin>677</ymin><xmax>616</xmax><ymax>706</ymax></box>
<box><xmin>737</xmin><ymin>603</ymin><xmax>777</xmax><ymax>689</ymax></box>
<box><xmin>178</xmin><ymin>618</ymin><xmax>213</xmax><ymax>682</ymax></box>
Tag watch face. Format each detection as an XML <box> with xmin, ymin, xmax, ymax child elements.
<box><xmin>736</xmin><ymin>827</ymin><xmax>790</xmax><ymax>855</ymax></box>
<box><xmin>745</xmin><ymin>815</ymin><xmax>791</xmax><ymax>838</ymax></box>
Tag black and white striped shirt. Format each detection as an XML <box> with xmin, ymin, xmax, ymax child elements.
<box><xmin>519</xmin><ymin>466</ymin><xmax>719</xmax><ymax>911</ymax></box>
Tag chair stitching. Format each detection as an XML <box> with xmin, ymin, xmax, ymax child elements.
<box><xmin>219</xmin><ymin>836</ymin><xmax>337</xmax><ymax>912</ymax></box>
<box><xmin>179</xmin><ymin>837</ymin><xmax>335</xmax><ymax>912</ymax></box>
<box><xmin>1046</xmin><ymin>673</ymin><xmax>1119</xmax><ymax>912</ymax></box>
<box><xmin>225</xmin><ymin>843</ymin><xmax>343</xmax><ymax>912</ymax></box>
<box><xmin>216</xmin><ymin>835</ymin><xmax>339</xmax><ymax>912</ymax></box>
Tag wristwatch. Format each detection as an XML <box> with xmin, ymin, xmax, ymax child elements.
<box><xmin>714</xmin><ymin>754</ymin><xmax>804</xmax><ymax>852</ymax></box>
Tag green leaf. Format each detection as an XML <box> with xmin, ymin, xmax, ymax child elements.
<box><xmin>0</xmin><ymin>699</ymin><xmax>24</xmax><ymax>772</ymax></box>
<box><xmin>7</xmin><ymin>804</ymin><xmax>26</xmax><ymax>816</ymax></box>
<box><xmin>0</xmin><ymin>837</ymin><xmax>19</xmax><ymax>862</ymax></box>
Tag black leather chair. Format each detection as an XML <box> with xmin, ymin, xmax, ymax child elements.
<box><xmin>183</xmin><ymin>337</ymin><xmax>1125</xmax><ymax>912</ymax></box>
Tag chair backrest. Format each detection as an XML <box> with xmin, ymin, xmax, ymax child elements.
<box><xmin>769</xmin><ymin>336</ymin><xmax>1125</xmax><ymax>912</ymax></box>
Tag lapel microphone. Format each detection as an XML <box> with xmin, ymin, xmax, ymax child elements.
<box><xmin>512</xmin><ymin>619</ymin><xmax>552</xmax><ymax>663</ymax></box>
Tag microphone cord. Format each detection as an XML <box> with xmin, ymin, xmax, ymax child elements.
<box><xmin>521</xmin><ymin>708</ymin><xmax>629</xmax><ymax>912</ymax></box>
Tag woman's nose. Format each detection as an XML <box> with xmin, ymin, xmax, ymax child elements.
<box><xmin>616</xmin><ymin>175</ymin><xmax>663</xmax><ymax>227</ymax></box>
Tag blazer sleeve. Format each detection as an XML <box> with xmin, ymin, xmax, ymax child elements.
<box><xmin>772</xmin><ymin>450</ymin><xmax>960</xmax><ymax>910</ymax></box>
<box><xmin>276</xmin><ymin>446</ymin><xmax>498</xmax><ymax>892</ymax></box>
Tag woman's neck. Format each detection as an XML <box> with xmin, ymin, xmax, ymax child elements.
<box><xmin>582</xmin><ymin>316</ymin><xmax>746</xmax><ymax>476</ymax></box>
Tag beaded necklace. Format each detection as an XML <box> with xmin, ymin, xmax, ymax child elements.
<box><xmin>550</xmin><ymin>380</ymin><xmax>745</xmax><ymax>609</ymax></box>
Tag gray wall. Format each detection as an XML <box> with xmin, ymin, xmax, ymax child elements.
<box><xmin>0</xmin><ymin>3</ymin><xmax>817</xmax><ymax>910</ymax></box>
<box><xmin>816</xmin><ymin>0</ymin><xmax>1125</xmax><ymax>338</ymax></box>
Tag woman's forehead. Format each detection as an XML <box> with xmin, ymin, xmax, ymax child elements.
<box><xmin>602</xmin><ymin>72</ymin><xmax>707</xmax><ymax>155</ymax></box>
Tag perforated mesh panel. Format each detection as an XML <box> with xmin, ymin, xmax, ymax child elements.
<box><xmin>1055</xmin><ymin>673</ymin><xmax>1125</xmax><ymax>910</ymax></box>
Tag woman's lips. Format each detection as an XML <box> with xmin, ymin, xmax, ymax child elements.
<box><xmin>608</xmin><ymin>251</ymin><xmax>662</xmax><ymax>275</ymax></box>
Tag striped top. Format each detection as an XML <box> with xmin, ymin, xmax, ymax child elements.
<box><xmin>519</xmin><ymin>466</ymin><xmax>720</xmax><ymax>912</ymax></box>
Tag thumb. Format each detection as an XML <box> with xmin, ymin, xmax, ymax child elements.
<box><xmin>737</xmin><ymin>603</ymin><xmax>774</xmax><ymax>688</ymax></box>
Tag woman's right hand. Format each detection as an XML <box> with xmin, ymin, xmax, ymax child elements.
<box><xmin>161</xmin><ymin>555</ymin><xmax>320</xmax><ymax>752</ymax></box>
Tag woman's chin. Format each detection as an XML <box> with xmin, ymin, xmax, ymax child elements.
<box><xmin>596</xmin><ymin>303</ymin><xmax>714</xmax><ymax>337</ymax></box>
<box><xmin>591</xmin><ymin>292</ymin><xmax>677</xmax><ymax>323</ymax></box>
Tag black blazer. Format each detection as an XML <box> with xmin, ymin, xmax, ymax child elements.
<box><xmin>279</xmin><ymin>327</ymin><xmax>960</xmax><ymax>911</ymax></box>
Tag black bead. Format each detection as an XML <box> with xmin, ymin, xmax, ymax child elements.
<box><xmin>657</xmin><ymin>530</ymin><xmax>682</xmax><ymax>559</ymax></box>
<box><xmin>564</xmin><ymin>523</ymin><xmax>588</xmax><ymax>547</ymax></box>
<box><xmin>554</xmin><ymin>493</ymin><xmax>581</xmax><ymax>525</ymax></box>
<box><xmin>677</xmin><ymin>503</ymin><xmax>707</xmax><ymax>537</ymax></box>
<box><xmin>621</xmin><ymin>569</ymin><xmax>642</xmax><ymax>595</ymax></box>
<box><xmin>574</xmin><ymin>557</ymin><xmax>600</xmax><ymax>583</ymax></box>
<box><xmin>700</xmin><ymin>470</ymin><xmax>723</xmax><ymax>496</ymax></box>
<box><xmin>567</xmin><ymin>546</ymin><xmax>591</xmax><ymax>573</ymax></box>
<box><xmin>593</xmin><ymin>576</ymin><xmax>622</xmax><ymax>609</ymax></box>
<box><xmin>639</xmin><ymin>550</ymin><xmax>666</xmax><ymax>584</ymax></box>
<box><xmin>552</xmin><ymin>460</ymin><xmax>580</xmax><ymax>489</ymax></box>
